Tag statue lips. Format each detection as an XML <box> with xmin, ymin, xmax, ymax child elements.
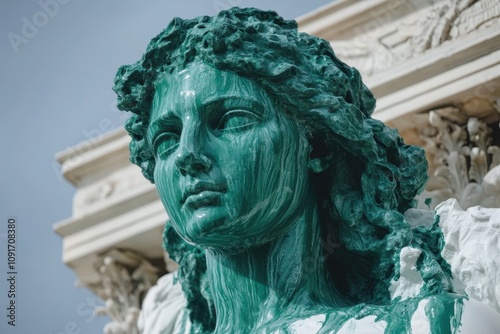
<box><xmin>181</xmin><ymin>182</ymin><xmax>227</xmax><ymax>210</ymax></box>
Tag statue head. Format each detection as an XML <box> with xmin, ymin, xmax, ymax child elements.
<box><xmin>114</xmin><ymin>7</ymin><xmax>451</xmax><ymax>330</ymax></box>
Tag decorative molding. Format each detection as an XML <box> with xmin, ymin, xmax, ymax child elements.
<box><xmin>57</xmin><ymin>128</ymin><xmax>130</xmax><ymax>186</ymax></box>
<box><xmin>83</xmin><ymin>249</ymin><xmax>159</xmax><ymax>334</ymax></box>
<box><xmin>419</xmin><ymin>106</ymin><xmax>500</xmax><ymax>209</ymax></box>
<box><xmin>373</xmin><ymin>47</ymin><xmax>500</xmax><ymax>124</ymax></box>
<box><xmin>73</xmin><ymin>167</ymin><xmax>149</xmax><ymax>216</ymax></box>
<box><xmin>332</xmin><ymin>0</ymin><xmax>500</xmax><ymax>77</ymax></box>
<box><xmin>78</xmin><ymin>181</ymin><xmax>115</xmax><ymax>206</ymax></box>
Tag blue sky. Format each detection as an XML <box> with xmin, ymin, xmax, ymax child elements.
<box><xmin>0</xmin><ymin>0</ymin><xmax>334</xmax><ymax>333</ymax></box>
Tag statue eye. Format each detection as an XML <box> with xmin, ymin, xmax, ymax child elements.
<box><xmin>214</xmin><ymin>110</ymin><xmax>260</xmax><ymax>134</ymax></box>
<box><xmin>153</xmin><ymin>132</ymin><xmax>180</xmax><ymax>159</ymax></box>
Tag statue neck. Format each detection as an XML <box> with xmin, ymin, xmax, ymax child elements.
<box><xmin>205</xmin><ymin>201</ymin><xmax>346</xmax><ymax>333</ymax></box>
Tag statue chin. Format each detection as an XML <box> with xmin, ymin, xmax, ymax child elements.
<box><xmin>174</xmin><ymin>214</ymin><xmax>298</xmax><ymax>255</ymax></box>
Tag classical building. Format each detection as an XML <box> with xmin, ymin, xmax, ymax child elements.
<box><xmin>54</xmin><ymin>0</ymin><xmax>500</xmax><ymax>332</ymax></box>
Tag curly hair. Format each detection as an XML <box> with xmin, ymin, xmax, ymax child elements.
<box><xmin>114</xmin><ymin>6</ymin><xmax>453</xmax><ymax>330</ymax></box>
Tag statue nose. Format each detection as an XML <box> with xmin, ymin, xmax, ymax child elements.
<box><xmin>174</xmin><ymin>121</ymin><xmax>213</xmax><ymax>176</ymax></box>
<box><xmin>174</xmin><ymin>149</ymin><xmax>213</xmax><ymax>176</ymax></box>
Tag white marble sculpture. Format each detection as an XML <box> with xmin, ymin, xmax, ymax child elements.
<box><xmin>137</xmin><ymin>273</ymin><xmax>190</xmax><ymax>334</ymax></box>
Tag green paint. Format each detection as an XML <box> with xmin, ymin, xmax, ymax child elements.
<box><xmin>115</xmin><ymin>7</ymin><xmax>465</xmax><ymax>333</ymax></box>
<box><xmin>425</xmin><ymin>293</ymin><xmax>465</xmax><ymax>334</ymax></box>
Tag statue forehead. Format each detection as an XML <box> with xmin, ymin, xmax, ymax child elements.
<box><xmin>156</xmin><ymin>62</ymin><xmax>251</xmax><ymax>88</ymax></box>
<box><xmin>152</xmin><ymin>62</ymin><xmax>272</xmax><ymax>108</ymax></box>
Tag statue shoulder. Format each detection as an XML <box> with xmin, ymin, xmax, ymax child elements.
<box><xmin>281</xmin><ymin>295</ymin><xmax>500</xmax><ymax>334</ymax></box>
<box><xmin>457</xmin><ymin>297</ymin><xmax>500</xmax><ymax>333</ymax></box>
<box><xmin>411</xmin><ymin>294</ymin><xmax>500</xmax><ymax>334</ymax></box>
<box><xmin>280</xmin><ymin>313</ymin><xmax>387</xmax><ymax>334</ymax></box>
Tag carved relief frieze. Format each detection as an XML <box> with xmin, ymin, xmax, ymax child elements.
<box><xmin>73</xmin><ymin>167</ymin><xmax>148</xmax><ymax>216</ymax></box>
<box><xmin>333</xmin><ymin>0</ymin><xmax>500</xmax><ymax>77</ymax></box>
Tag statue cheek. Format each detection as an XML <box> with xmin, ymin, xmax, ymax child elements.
<box><xmin>261</xmin><ymin>122</ymin><xmax>286</xmax><ymax>155</ymax></box>
<box><xmin>154</xmin><ymin>160</ymin><xmax>181</xmax><ymax>210</ymax></box>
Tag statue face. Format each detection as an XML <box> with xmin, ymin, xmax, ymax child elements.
<box><xmin>149</xmin><ymin>62</ymin><xmax>310</xmax><ymax>251</ymax></box>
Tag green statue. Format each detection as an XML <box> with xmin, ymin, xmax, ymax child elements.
<box><xmin>114</xmin><ymin>7</ymin><xmax>498</xmax><ymax>333</ymax></box>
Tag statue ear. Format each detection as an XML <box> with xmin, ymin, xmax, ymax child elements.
<box><xmin>307</xmin><ymin>136</ymin><xmax>334</xmax><ymax>173</ymax></box>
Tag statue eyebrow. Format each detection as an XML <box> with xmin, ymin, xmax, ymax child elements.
<box><xmin>147</xmin><ymin>111</ymin><xmax>179</xmax><ymax>147</ymax></box>
<box><xmin>201</xmin><ymin>96</ymin><xmax>265</xmax><ymax>116</ymax></box>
